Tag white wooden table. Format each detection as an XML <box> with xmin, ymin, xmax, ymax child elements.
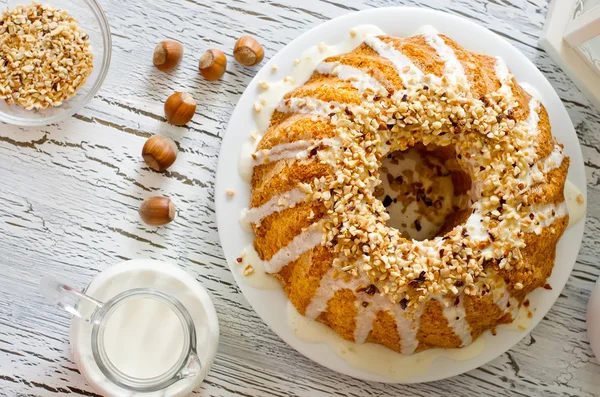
<box><xmin>1</xmin><ymin>0</ymin><xmax>599</xmax><ymax>395</ymax></box>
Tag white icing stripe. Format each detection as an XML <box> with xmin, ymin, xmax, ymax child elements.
<box><xmin>242</xmin><ymin>188</ymin><xmax>308</xmax><ymax>225</ymax></box>
<box><xmin>252</xmin><ymin>140</ymin><xmax>313</xmax><ymax>165</ymax></box>
<box><xmin>364</xmin><ymin>36</ymin><xmax>423</xmax><ymax>86</ymax></box>
<box><xmin>464</xmin><ymin>210</ymin><xmax>488</xmax><ymax>242</ymax></box>
<box><xmin>277</xmin><ymin>97</ymin><xmax>342</xmax><ymax>117</ymax></box>
<box><xmin>307</xmin><ymin>269</ymin><xmax>421</xmax><ymax>354</ymax></box>
<box><xmin>353</xmin><ymin>295</ymin><xmax>381</xmax><ymax>344</ymax></box>
<box><xmin>525</xmin><ymin>96</ymin><xmax>541</xmax><ymax>141</ymax></box>
<box><xmin>494</xmin><ymin>57</ymin><xmax>512</xmax><ymax>99</ymax></box>
<box><xmin>261</xmin><ymin>221</ymin><xmax>324</xmax><ymax>273</ymax></box>
<box><xmin>316</xmin><ymin>62</ymin><xmax>386</xmax><ymax>94</ymax></box>
<box><xmin>488</xmin><ymin>270</ymin><xmax>521</xmax><ymax>320</ymax></box>
<box><xmin>521</xmin><ymin>144</ymin><xmax>564</xmax><ymax>190</ymax></box>
<box><xmin>522</xmin><ymin>201</ymin><xmax>568</xmax><ymax>235</ymax></box>
<box><xmin>521</xmin><ymin>82</ymin><xmax>543</xmax><ymax>163</ymax></box>
<box><xmin>391</xmin><ymin>304</ymin><xmax>421</xmax><ymax>355</ymax></box>
<box><xmin>507</xmin><ymin>297</ymin><xmax>520</xmax><ymax>319</ymax></box>
<box><xmin>252</xmin><ymin>137</ymin><xmax>342</xmax><ymax>166</ymax></box>
<box><xmin>441</xmin><ymin>297</ymin><xmax>472</xmax><ymax>347</ymax></box>
<box><xmin>541</xmin><ymin>145</ymin><xmax>565</xmax><ymax>172</ymax></box>
<box><xmin>305</xmin><ymin>269</ymin><xmax>362</xmax><ymax>319</ymax></box>
<box><xmin>420</xmin><ymin>25</ymin><xmax>467</xmax><ymax>84</ymax></box>
<box><xmin>491</xmin><ymin>281</ymin><xmax>520</xmax><ymax>320</ymax></box>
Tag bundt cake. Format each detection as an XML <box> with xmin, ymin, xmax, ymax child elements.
<box><xmin>243</xmin><ymin>26</ymin><xmax>569</xmax><ymax>354</ymax></box>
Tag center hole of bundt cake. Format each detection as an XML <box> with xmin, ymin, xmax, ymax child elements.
<box><xmin>375</xmin><ymin>145</ymin><xmax>472</xmax><ymax>241</ymax></box>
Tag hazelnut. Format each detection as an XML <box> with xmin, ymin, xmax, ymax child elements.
<box><xmin>164</xmin><ymin>92</ymin><xmax>196</xmax><ymax>125</ymax></box>
<box><xmin>233</xmin><ymin>36</ymin><xmax>264</xmax><ymax>66</ymax></box>
<box><xmin>199</xmin><ymin>49</ymin><xmax>227</xmax><ymax>81</ymax></box>
<box><xmin>139</xmin><ymin>197</ymin><xmax>176</xmax><ymax>226</ymax></box>
<box><xmin>142</xmin><ymin>135</ymin><xmax>178</xmax><ymax>171</ymax></box>
<box><xmin>153</xmin><ymin>40</ymin><xmax>183</xmax><ymax>72</ymax></box>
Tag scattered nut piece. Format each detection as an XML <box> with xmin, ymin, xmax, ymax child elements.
<box><xmin>226</xmin><ymin>189</ymin><xmax>235</xmax><ymax>197</ymax></box>
<box><xmin>283</xmin><ymin>76</ymin><xmax>296</xmax><ymax>84</ymax></box>
<box><xmin>318</xmin><ymin>42</ymin><xmax>328</xmax><ymax>52</ymax></box>
<box><xmin>254</xmin><ymin>102</ymin><xmax>262</xmax><ymax>112</ymax></box>
<box><xmin>164</xmin><ymin>92</ymin><xmax>196</xmax><ymax>125</ymax></box>
<box><xmin>233</xmin><ymin>36</ymin><xmax>264</xmax><ymax>66</ymax></box>
<box><xmin>250</xmin><ymin>130</ymin><xmax>258</xmax><ymax>140</ymax></box>
<box><xmin>153</xmin><ymin>40</ymin><xmax>183</xmax><ymax>72</ymax></box>
<box><xmin>139</xmin><ymin>197</ymin><xmax>176</xmax><ymax>226</ymax></box>
<box><xmin>258</xmin><ymin>80</ymin><xmax>270</xmax><ymax>90</ymax></box>
<box><xmin>514</xmin><ymin>282</ymin><xmax>524</xmax><ymax>290</ymax></box>
<box><xmin>199</xmin><ymin>49</ymin><xmax>227</xmax><ymax>81</ymax></box>
<box><xmin>243</xmin><ymin>265</ymin><xmax>255</xmax><ymax>276</ymax></box>
<box><xmin>576</xmin><ymin>193</ymin><xmax>584</xmax><ymax>205</ymax></box>
<box><xmin>294</xmin><ymin>58</ymin><xmax>301</xmax><ymax>65</ymax></box>
<box><xmin>349</xmin><ymin>28</ymin><xmax>357</xmax><ymax>38</ymax></box>
<box><xmin>142</xmin><ymin>135</ymin><xmax>178</xmax><ymax>171</ymax></box>
<box><xmin>271</xmin><ymin>64</ymin><xmax>279</xmax><ymax>71</ymax></box>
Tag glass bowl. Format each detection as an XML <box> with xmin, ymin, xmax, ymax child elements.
<box><xmin>0</xmin><ymin>0</ymin><xmax>112</xmax><ymax>126</ymax></box>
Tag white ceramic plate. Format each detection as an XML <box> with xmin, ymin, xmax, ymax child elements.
<box><xmin>215</xmin><ymin>7</ymin><xmax>586</xmax><ymax>383</ymax></box>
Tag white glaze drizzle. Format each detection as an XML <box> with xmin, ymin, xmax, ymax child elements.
<box><xmin>521</xmin><ymin>144</ymin><xmax>564</xmax><ymax>190</ymax></box>
<box><xmin>305</xmin><ymin>269</ymin><xmax>360</xmax><ymax>319</ymax></box>
<box><xmin>565</xmin><ymin>179</ymin><xmax>586</xmax><ymax>228</ymax></box>
<box><xmin>488</xmin><ymin>270</ymin><xmax>520</xmax><ymax>319</ymax></box>
<box><xmin>259</xmin><ymin>221</ymin><xmax>325</xmax><ymax>274</ymax></box>
<box><xmin>277</xmin><ymin>97</ymin><xmax>344</xmax><ymax>117</ymax></box>
<box><xmin>307</xmin><ymin>269</ymin><xmax>421</xmax><ymax>354</ymax></box>
<box><xmin>494</xmin><ymin>57</ymin><xmax>513</xmax><ymax>99</ymax></box>
<box><xmin>420</xmin><ymin>25</ymin><xmax>467</xmax><ymax>84</ymax></box>
<box><xmin>464</xmin><ymin>210</ymin><xmax>488</xmax><ymax>243</ymax></box>
<box><xmin>392</xmin><ymin>303</ymin><xmax>422</xmax><ymax>355</ymax></box>
<box><xmin>522</xmin><ymin>201</ymin><xmax>568</xmax><ymax>235</ymax></box>
<box><xmin>519</xmin><ymin>83</ymin><xmax>543</xmax><ymax>164</ymax></box>
<box><xmin>241</xmin><ymin>188</ymin><xmax>308</xmax><ymax>226</ymax></box>
<box><xmin>364</xmin><ymin>36</ymin><xmax>424</xmax><ymax>86</ymax></box>
<box><xmin>252</xmin><ymin>137</ymin><xmax>342</xmax><ymax>166</ymax></box>
<box><xmin>316</xmin><ymin>62</ymin><xmax>387</xmax><ymax>94</ymax></box>
<box><xmin>440</xmin><ymin>297</ymin><xmax>472</xmax><ymax>347</ymax></box>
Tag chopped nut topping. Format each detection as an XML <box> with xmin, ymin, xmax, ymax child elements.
<box><xmin>243</xmin><ymin>265</ymin><xmax>254</xmax><ymax>276</ymax></box>
<box><xmin>258</xmin><ymin>38</ymin><xmax>566</xmax><ymax>310</ymax></box>
<box><xmin>0</xmin><ymin>4</ymin><xmax>94</xmax><ymax>110</ymax></box>
<box><xmin>226</xmin><ymin>189</ymin><xmax>235</xmax><ymax>197</ymax></box>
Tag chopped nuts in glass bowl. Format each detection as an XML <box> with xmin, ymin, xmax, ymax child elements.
<box><xmin>0</xmin><ymin>0</ymin><xmax>111</xmax><ymax>126</ymax></box>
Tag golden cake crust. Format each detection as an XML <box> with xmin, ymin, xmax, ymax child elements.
<box><xmin>247</xmin><ymin>31</ymin><xmax>569</xmax><ymax>354</ymax></box>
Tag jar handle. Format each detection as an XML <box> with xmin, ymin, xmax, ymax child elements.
<box><xmin>177</xmin><ymin>348</ymin><xmax>202</xmax><ymax>380</ymax></box>
<box><xmin>39</xmin><ymin>275</ymin><xmax>104</xmax><ymax>323</ymax></box>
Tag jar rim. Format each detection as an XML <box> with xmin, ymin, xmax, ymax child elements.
<box><xmin>90</xmin><ymin>288</ymin><xmax>197</xmax><ymax>392</ymax></box>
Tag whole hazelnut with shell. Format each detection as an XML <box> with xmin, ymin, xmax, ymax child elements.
<box><xmin>199</xmin><ymin>49</ymin><xmax>227</xmax><ymax>81</ymax></box>
<box><xmin>153</xmin><ymin>40</ymin><xmax>183</xmax><ymax>72</ymax></box>
<box><xmin>234</xmin><ymin>36</ymin><xmax>264</xmax><ymax>66</ymax></box>
<box><xmin>142</xmin><ymin>135</ymin><xmax>178</xmax><ymax>171</ymax></box>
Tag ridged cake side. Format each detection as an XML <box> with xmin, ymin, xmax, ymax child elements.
<box><xmin>247</xmin><ymin>30</ymin><xmax>568</xmax><ymax>353</ymax></box>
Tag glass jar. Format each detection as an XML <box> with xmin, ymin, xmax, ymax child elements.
<box><xmin>41</xmin><ymin>259</ymin><xmax>219</xmax><ymax>397</ymax></box>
